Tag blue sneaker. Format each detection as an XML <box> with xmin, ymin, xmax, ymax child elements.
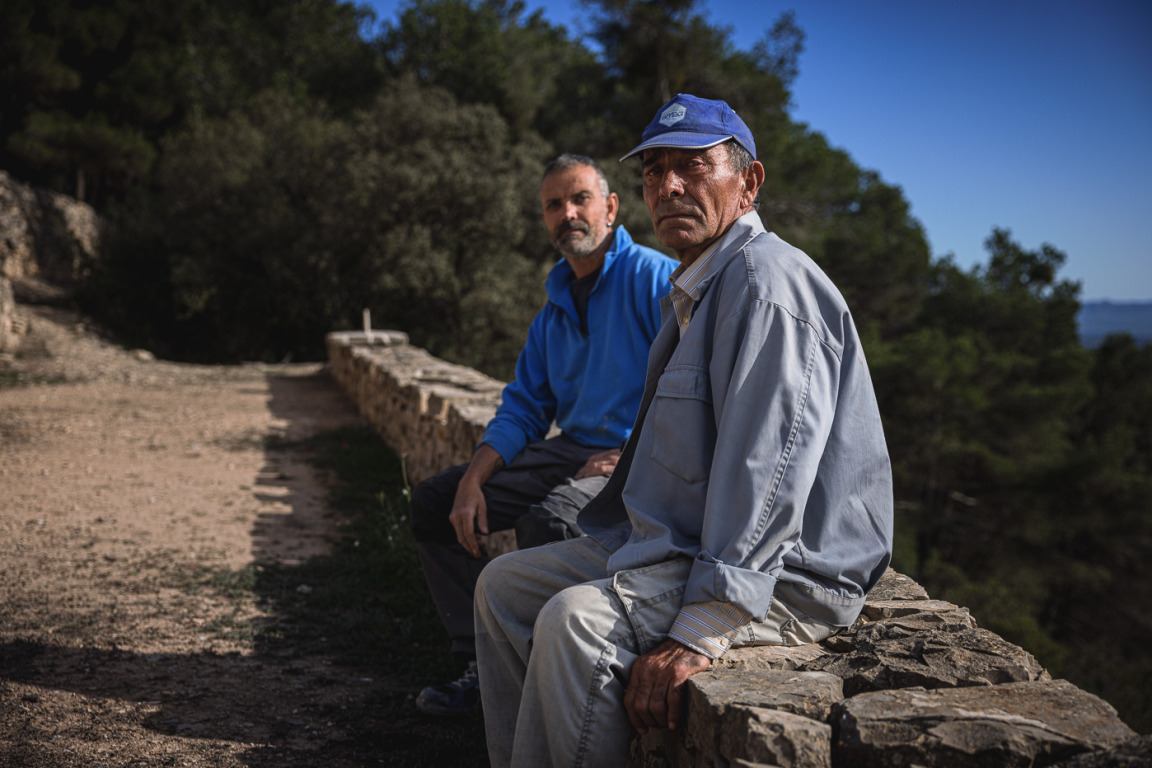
<box><xmin>415</xmin><ymin>661</ymin><xmax>479</xmax><ymax>716</ymax></box>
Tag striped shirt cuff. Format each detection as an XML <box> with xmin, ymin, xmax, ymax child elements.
<box><xmin>668</xmin><ymin>601</ymin><xmax>752</xmax><ymax>660</ymax></box>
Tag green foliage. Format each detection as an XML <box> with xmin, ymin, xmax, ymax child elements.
<box><xmin>0</xmin><ymin>0</ymin><xmax>382</xmax><ymax>203</ymax></box>
<box><xmin>339</xmin><ymin>77</ymin><xmax>553</xmax><ymax>374</ymax></box>
<box><xmin>877</xmin><ymin>232</ymin><xmax>1090</xmax><ymax>516</ymax></box>
<box><xmin>88</xmin><ymin>84</ymin><xmax>356</xmax><ymax>361</ymax></box>
<box><xmin>381</xmin><ymin>0</ymin><xmax>604</xmax><ymax>142</ymax></box>
<box><xmin>0</xmin><ymin>0</ymin><xmax>176</xmax><ymax>199</ymax></box>
<box><xmin>1080</xmin><ymin>334</ymin><xmax>1152</xmax><ymax>478</ymax></box>
<box><xmin>89</xmin><ymin>79</ymin><xmax>549</xmax><ymax>373</ymax></box>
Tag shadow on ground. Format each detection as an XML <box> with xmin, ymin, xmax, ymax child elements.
<box><xmin>0</xmin><ymin>369</ymin><xmax>487</xmax><ymax>768</ymax></box>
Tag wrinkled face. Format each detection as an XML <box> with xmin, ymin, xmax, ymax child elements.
<box><xmin>540</xmin><ymin>165</ymin><xmax>619</xmax><ymax>265</ymax></box>
<box><xmin>641</xmin><ymin>144</ymin><xmax>757</xmax><ymax>265</ymax></box>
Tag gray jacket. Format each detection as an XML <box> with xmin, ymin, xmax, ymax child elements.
<box><xmin>579</xmin><ymin>212</ymin><xmax>893</xmax><ymax>628</ymax></box>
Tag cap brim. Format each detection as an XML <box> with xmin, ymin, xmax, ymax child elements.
<box><xmin>618</xmin><ymin>133</ymin><xmax>731</xmax><ymax>162</ymax></box>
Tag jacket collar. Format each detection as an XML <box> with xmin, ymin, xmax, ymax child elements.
<box><xmin>686</xmin><ymin>211</ymin><xmax>766</xmax><ymax>298</ymax></box>
<box><xmin>545</xmin><ymin>225</ymin><xmax>633</xmax><ymax>308</ymax></box>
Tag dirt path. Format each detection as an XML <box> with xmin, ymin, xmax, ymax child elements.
<box><xmin>0</xmin><ymin>305</ymin><xmax>390</xmax><ymax>767</ymax></box>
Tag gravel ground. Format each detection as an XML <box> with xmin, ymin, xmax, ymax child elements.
<box><xmin>0</xmin><ymin>304</ymin><xmax>404</xmax><ymax>767</ymax></box>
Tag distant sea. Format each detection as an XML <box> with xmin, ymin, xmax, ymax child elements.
<box><xmin>1078</xmin><ymin>301</ymin><xmax>1152</xmax><ymax>347</ymax></box>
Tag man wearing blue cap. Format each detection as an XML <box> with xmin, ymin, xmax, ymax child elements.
<box><xmin>474</xmin><ymin>95</ymin><xmax>894</xmax><ymax>767</ymax></box>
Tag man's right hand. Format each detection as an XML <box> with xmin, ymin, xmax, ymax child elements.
<box><xmin>450</xmin><ymin>444</ymin><xmax>504</xmax><ymax>558</ymax></box>
<box><xmin>625</xmin><ymin>638</ymin><xmax>711</xmax><ymax>734</ymax></box>
<box><xmin>449</xmin><ymin>479</ymin><xmax>488</xmax><ymax>558</ymax></box>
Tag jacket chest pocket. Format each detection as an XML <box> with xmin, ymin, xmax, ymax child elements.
<box><xmin>647</xmin><ymin>366</ymin><xmax>715</xmax><ymax>485</ymax></box>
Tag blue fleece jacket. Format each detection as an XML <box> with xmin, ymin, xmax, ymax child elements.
<box><xmin>481</xmin><ymin>226</ymin><xmax>677</xmax><ymax>464</ymax></box>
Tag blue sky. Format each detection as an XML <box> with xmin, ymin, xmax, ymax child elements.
<box><xmin>364</xmin><ymin>0</ymin><xmax>1152</xmax><ymax>301</ymax></box>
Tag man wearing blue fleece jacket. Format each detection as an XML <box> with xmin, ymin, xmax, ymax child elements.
<box><xmin>409</xmin><ymin>154</ymin><xmax>677</xmax><ymax>715</ymax></box>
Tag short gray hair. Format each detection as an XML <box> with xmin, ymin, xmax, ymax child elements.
<box><xmin>542</xmin><ymin>154</ymin><xmax>611</xmax><ymax>198</ymax></box>
<box><xmin>725</xmin><ymin>140</ymin><xmax>759</xmax><ymax>210</ymax></box>
<box><xmin>725</xmin><ymin>140</ymin><xmax>754</xmax><ymax>175</ymax></box>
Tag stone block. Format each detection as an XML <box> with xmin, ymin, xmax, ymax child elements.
<box><xmin>835</xmin><ymin>680</ymin><xmax>1139</xmax><ymax>767</ymax></box>
<box><xmin>653</xmin><ymin>670</ymin><xmax>841</xmax><ymax>768</ymax></box>
<box><xmin>716</xmin><ymin>644</ymin><xmax>830</xmax><ymax>672</ymax></box>
<box><xmin>720</xmin><ymin>707</ymin><xmax>831</xmax><ymax>768</ymax></box>
<box><xmin>804</xmin><ymin>616</ymin><xmax>1048</xmax><ymax>696</ymax></box>
<box><xmin>688</xmin><ymin>668</ymin><xmax>844</xmax><ymax>725</ymax></box>
<box><xmin>627</xmin><ymin>670</ymin><xmax>840</xmax><ymax>768</ymax></box>
<box><xmin>1051</xmin><ymin>735</ymin><xmax>1152</xmax><ymax>767</ymax></box>
<box><xmin>861</xmin><ymin>599</ymin><xmax>966</xmax><ymax>623</ymax></box>
<box><xmin>868</xmin><ymin>567</ymin><xmax>931</xmax><ymax>601</ymax></box>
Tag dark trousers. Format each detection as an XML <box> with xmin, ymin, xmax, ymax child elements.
<box><xmin>409</xmin><ymin>435</ymin><xmax>603</xmax><ymax>659</ymax></box>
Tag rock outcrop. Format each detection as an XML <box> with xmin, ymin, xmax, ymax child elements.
<box><xmin>0</xmin><ymin>170</ymin><xmax>105</xmax><ymax>359</ymax></box>
<box><xmin>837</xmin><ymin>680</ymin><xmax>1140</xmax><ymax>767</ymax></box>
<box><xmin>0</xmin><ymin>275</ymin><xmax>21</xmax><ymax>356</ymax></box>
<box><xmin>0</xmin><ymin>170</ymin><xmax>102</xmax><ymax>290</ymax></box>
<box><xmin>803</xmin><ymin>607</ymin><xmax>1050</xmax><ymax>695</ymax></box>
<box><xmin>326</xmin><ymin>330</ymin><xmax>1148</xmax><ymax>767</ymax></box>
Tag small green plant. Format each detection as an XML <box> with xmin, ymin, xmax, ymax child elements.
<box><xmin>206</xmin><ymin>565</ymin><xmax>259</xmax><ymax>599</ymax></box>
<box><xmin>203</xmin><ymin>607</ymin><xmax>257</xmax><ymax>643</ymax></box>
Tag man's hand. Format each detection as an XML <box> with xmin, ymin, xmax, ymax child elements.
<box><xmin>449</xmin><ymin>479</ymin><xmax>488</xmax><ymax>558</ymax></box>
<box><xmin>450</xmin><ymin>445</ymin><xmax>504</xmax><ymax>557</ymax></box>
<box><xmin>624</xmin><ymin>638</ymin><xmax>711</xmax><ymax>734</ymax></box>
<box><xmin>574</xmin><ymin>448</ymin><xmax>621</xmax><ymax>479</ymax></box>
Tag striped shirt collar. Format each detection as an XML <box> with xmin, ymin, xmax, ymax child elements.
<box><xmin>668</xmin><ymin>242</ymin><xmax>719</xmax><ymax>337</ymax></box>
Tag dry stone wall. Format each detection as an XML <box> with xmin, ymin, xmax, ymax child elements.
<box><xmin>326</xmin><ymin>330</ymin><xmax>505</xmax><ymax>485</ymax></box>
<box><xmin>326</xmin><ymin>331</ymin><xmax>1149</xmax><ymax>768</ymax></box>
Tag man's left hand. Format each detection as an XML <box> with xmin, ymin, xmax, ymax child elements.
<box><xmin>624</xmin><ymin>638</ymin><xmax>711</xmax><ymax>734</ymax></box>
<box><xmin>574</xmin><ymin>448</ymin><xmax>621</xmax><ymax>479</ymax></box>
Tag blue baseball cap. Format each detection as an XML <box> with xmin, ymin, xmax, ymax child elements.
<box><xmin>619</xmin><ymin>94</ymin><xmax>756</xmax><ymax>162</ymax></box>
